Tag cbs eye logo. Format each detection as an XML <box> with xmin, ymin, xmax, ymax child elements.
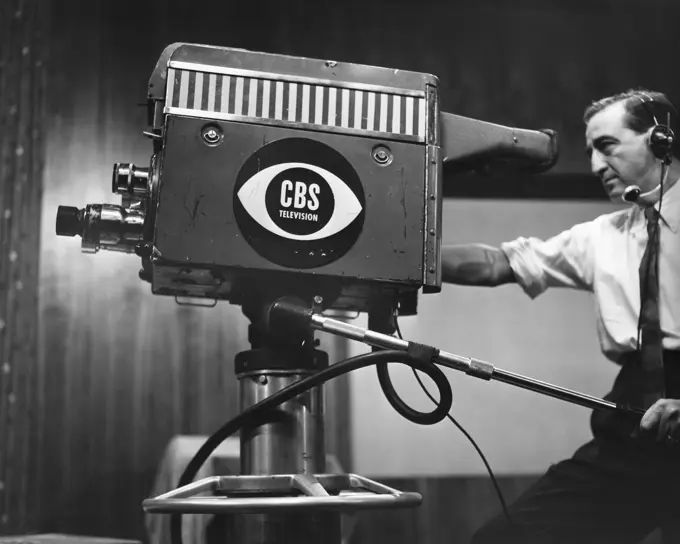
<box><xmin>233</xmin><ymin>138</ymin><xmax>365</xmax><ymax>269</ymax></box>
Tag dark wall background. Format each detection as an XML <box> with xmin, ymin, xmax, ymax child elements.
<box><xmin>0</xmin><ymin>0</ymin><xmax>48</xmax><ymax>534</ymax></box>
<box><xmin>1</xmin><ymin>0</ymin><xmax>679</xmax><ymax>542</ymax></box>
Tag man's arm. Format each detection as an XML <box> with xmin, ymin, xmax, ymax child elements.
<box><xmin>441</xmin><ymin>244</ymin><xmax>516</xmax><ymax>286</ymax></box>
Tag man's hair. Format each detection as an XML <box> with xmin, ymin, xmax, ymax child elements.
<box><xmin>583</xmin><ymin>88</ymin><xmax>680</xmax><ymax>158</ymax></box>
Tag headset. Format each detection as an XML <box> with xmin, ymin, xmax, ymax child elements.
<box><xmin>636</xmin><ymin>91</ymin><xmax>675</xmax><ymax>165</ymax></box>
<box><xmin>622</xmin><ymin>92</ymin><xmax>676</xmax><ymax>202</ymax></box>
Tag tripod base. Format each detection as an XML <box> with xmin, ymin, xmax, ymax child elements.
<box><xmin>143</xmin><ymin>473</ymin><xmax>422</xmax><ymax>514</ymax></box>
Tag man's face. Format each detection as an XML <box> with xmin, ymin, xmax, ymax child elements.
<box><xmin>585</xmin><ymin>101</ymin><xmax>659</xmax><ymax>202</ymax></box>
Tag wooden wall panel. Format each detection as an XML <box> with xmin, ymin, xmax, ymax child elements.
<box><xmin>0</xmin><ymin>0</ymin><xmax>49</xmax><ymax>534</ymax></box>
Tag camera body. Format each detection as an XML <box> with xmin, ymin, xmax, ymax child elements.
<box><xmin>59</xmin><ymin>43</ymin><xmax>442</xmax><ymax>312</ymax></box>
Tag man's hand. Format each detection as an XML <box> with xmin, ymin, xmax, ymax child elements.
<box><xmin>640</xmin><ymin>399</ymin><xmax>680</xmax><ymax>444</ymax></box>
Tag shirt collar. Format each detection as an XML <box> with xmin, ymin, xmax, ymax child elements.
<box><xmin>626</xmin><ymin>175</ymin><xmax>680</xmax><ymax>233</ymax></box>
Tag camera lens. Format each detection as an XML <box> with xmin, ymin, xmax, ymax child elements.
<box><xmin>56</xmin><ymin>206</ymin><xmax>82</xmax><ymax>237</ymax></box>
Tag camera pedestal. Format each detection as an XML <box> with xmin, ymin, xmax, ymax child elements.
<box><xmin>142</xmin><ymin>296</ymin><xmax>421</xmax><ymax>544</ymax></box>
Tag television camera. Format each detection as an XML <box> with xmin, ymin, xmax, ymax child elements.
<box><xmin>55</xmin><ymin>43</ymin><xmax>636</xmax><ymax>544</ymax></box>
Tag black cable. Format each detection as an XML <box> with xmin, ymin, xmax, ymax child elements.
<box><xmin>169</xmin><ymin>349</ymin><xmax>453</xmax><ymax>544</ymax></box>
<box><xmin>375</xmin><ymin>346</ymin><xmax>445</xmax><ymax>426</ymax></box>
<box><xmin>394</xmin><ymin>320</ymin><xmax>514</xmax><ymax>527</ymax></box>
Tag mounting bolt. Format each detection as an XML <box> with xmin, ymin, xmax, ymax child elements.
<box><xmin>201</xmin><ymin>125</ymin><xmax>223</xmax><ymax>146</ymax></box>
<box><xmin>372</xmin><ymin>145</ymin><xmax>393</xmax><ymax>166</ymax></box>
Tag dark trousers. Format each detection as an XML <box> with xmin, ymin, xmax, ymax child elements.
<box><xmin>472</xmin><ymin>352</ymin><xmax>680</xmax><ymax>544</ymax></box>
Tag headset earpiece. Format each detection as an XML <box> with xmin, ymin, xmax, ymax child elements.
<box><xmin>637</xmin><ymin>92</ymin><xmax>675</xmax><ymax>165</ymax></box>
<box><xmin>648</xmin><ymin>123</ymin><xmax>675</xmax><ymax>163</ymax></box>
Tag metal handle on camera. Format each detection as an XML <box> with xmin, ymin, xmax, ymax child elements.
<box><xmin>305</xmin><ymin>311</ymin><xmax>645</xmax><ymax>417</ymax></box>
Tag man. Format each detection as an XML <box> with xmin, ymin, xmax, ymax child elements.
<box><xmin>441</xmin><ymin>89</ymin><xmax>680</xmax><ymax>544</ymax></box>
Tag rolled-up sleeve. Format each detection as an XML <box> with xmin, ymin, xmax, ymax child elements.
<box><xmin>500</xmin><ymin>221</ymin><xmax>596</xmax><ymax>299</ymax></box>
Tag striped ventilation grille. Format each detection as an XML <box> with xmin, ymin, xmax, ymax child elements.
<box><xmin>165</xmin><ymin>68</ymin><xmax>427</xmax><ymax>141</ymax></box>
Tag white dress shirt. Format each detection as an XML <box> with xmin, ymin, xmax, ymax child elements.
<box><xmin>501</xmin><ymin>179</ymin><xmax>680</xmax><ymax>362</ymax></box>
